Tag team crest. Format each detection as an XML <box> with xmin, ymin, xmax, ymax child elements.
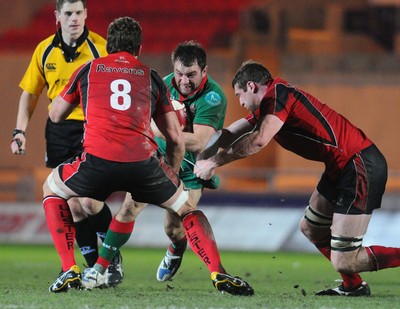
<box><xmin>205</xmin><ymin>91</ymin><xmax>222</xmax><ymax>106</ymax></box>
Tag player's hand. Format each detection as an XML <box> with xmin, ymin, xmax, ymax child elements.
<box><xmin>11</xmin><ymin>134</ymin><xmax>26</xmax><ymax>155</ymax></box>
<box><xmin>194</xmin><ymin>159</ymin><xmax>217</xmax><ymax>180</ymax></box>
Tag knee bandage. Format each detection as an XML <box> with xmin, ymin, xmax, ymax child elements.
<box><xmin>304</xmin><ymin>205</ymin><xmax>332</xmax><ymax>227</ymax></box>
<box><xmin>331</xmin><ymin>234</ymin><xmax>364</xmax><ymax>252</ymax></box>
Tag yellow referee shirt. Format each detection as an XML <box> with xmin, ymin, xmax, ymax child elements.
<box><xmin>19</xmin><ymin>28</ymin><xmax>107</xmax><ymax>121</ymax></box>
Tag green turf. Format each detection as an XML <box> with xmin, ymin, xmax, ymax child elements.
<box><xmin>0</xmin><ymin>244</ymin><xmax>399</xmax><ymax>308</ymax></box>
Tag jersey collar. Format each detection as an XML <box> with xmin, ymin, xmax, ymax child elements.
<box><xmin>52</xmin><ymin>26</ymin><xmax>89</xmax><ymax>62</ymax></box>
<box><xmin>172</xmin><ymin>75</ymin><xmax>208</xmax><ymax>101</ymax></box>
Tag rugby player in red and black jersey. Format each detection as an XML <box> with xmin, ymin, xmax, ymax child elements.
<box><xmin>195</xmin><ymin>60</ymin><xmax>399</xmax><ymax>296</ymax></box>
<box><xmin>43</xmin><ymin>17</ymin><xmax>254</xmax><ymax>296</ymax></box>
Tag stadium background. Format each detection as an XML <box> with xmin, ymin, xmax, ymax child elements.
<box><xmin>1</xmin><ymin>0</ymin><xmax>400</xmax><ymax>251</ymax></box>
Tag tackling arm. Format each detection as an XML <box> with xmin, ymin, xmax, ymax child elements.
<box><xmin>195</xmin><ymin>114</ymin><xmax>283</xmax><ymax>179</ymax></box>
<box><xmin>219</xmin><ymin>118</ymin><xmax>256</xmax><ymax>148</ymax></box>
<box><xmin>225</xmin><ymin>114</ymin><xmax>282</xmax><ymax>159</ymax></box>
<box><xmin>197</xmin><ymin>117</ymin><xmax>254</xmax><ymax>160</ymax></box>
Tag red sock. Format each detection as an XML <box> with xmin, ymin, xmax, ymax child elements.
<box><xmin>182</xmin><ymin>210</ymin><xmax>225</xmax><ymax>274</ymax></box>
<box><xmin>43</xmin><ymin>196</ymin><xmax>76</xmax><ymax>271</ymax></box>
<box><xmin>366</xmin><ymin>246</ymin><xmax>400</xmax><ymax>270</ymax></box>
<box><xmin>316</xmin><ymin>241</ymin><xmax>363</xmax><ymax>289</ymax></box>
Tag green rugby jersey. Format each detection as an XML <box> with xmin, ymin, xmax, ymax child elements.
<box><xmin>163</xmin><ymin>73</ymin><xmax>226</xmax><ymax>132</ymax></box>
<box><xmin>157</xmin><ymin>73</ymin><xmax>227</xmax><ymax>189</ymax></box>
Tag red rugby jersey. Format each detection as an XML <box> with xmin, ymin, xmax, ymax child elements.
<box><xmin>60</xmin><ymin>51</ymin><xmax>173</xmax><ymax>162</ymax></box>
<box><xmin>246</xmin><ymin>77</ymin><xmax>373</xmax><ymax>180</ymax></box>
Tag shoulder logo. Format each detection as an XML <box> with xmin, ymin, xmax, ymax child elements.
<box><xmin>205</xmin><ymin>91</ymin><xmax>222</xmax><ymax>106</ymax></box>
<box><xmin>46</xmin><ymin>63</ymin><xmax>57</xmax><ymax>71</ymax></box>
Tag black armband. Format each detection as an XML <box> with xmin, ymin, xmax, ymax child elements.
<box><xmin>13</xmin><ymin>129</ymin><xmax>25</xmax><ymax>138</ymax></box>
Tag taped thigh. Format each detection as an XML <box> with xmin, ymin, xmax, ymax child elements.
<box><xmin>159</xmin><ymin>182</ymin><xmax>189</xmax><ymax>213</ymax></box>
<box><xmin>46</xmin><ymin>169</ymin><xmax>78</xmax><ymax>200</ymax></box>
<box><xmin>168</xmin><ymin>188</ymin><xmax>189</xmax><ymax>213</ymax></box>
<box><xmin>304</xmin><ymin>205</ymin><xmax>332</xmax><ymax>227</ymax></box>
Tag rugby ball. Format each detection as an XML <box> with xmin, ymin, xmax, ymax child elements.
<box><xmin>171</xmin><ymin>100</ymin><xmax>187</xmax><ymax>130</ymax></box>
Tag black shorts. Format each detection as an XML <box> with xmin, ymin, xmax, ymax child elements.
<box><xmin>45</xmin><ymin>118</ymin><xmax>84</xmax><ymax>168</ymax></box>
<box><xmin>58</xmin><ymin>152</ymin><xmax>181</xmax><ymax>203</ymax></box>
<box><xmin>317</xmin><ymin>144</ymin><xmax>387</xmax><ymax>215</ymax></box>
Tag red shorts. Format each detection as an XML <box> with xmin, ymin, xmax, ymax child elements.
<box><xmin>57</xmin><ymin>151</ymin><xmax>180</xmax><ymax>204</ymax></box>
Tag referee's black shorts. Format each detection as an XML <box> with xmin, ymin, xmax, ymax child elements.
<box><xmin>45</xmin><ymin>118</ymin><xmax>84</xmax><ymax>168</ymax></box>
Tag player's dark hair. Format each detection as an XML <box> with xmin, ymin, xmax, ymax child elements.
<box><xmin>106</xmin><ymin>17</ymin><xmax>142</xmax><ymax>55</ymax></box>
<box><xmin>232</xmin><ymin>60</ymin><xmax>272</xmax><ymax>90</ymax></box>
<box><xmin>56</xmin><ymin>0</ymin><xmax>86</xmax><ymax>12</ymax></box>
<box><xmin>171</xmin><ymin>40</ymin><xmax>207</xmax><ymax>71</ymax></box>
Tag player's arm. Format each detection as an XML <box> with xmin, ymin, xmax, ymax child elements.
<box><xmin>152</xmin><ymin>112</ymin><xmax>216</xmax><ymax>153</ymax></box>
<box><xmin>197</xmin><ymin>117</ymin><xmax>254</xmax><ymax>160</ymax></box>
<box><xmin>219</xmin><ymin>118</ymin><xmax>255</xmax><ymax>148</ymax></box>
<box><xmin>195</xmin><ymin>114</ymin><xmax>283</xmax><ymax>179</ymax></box>
<box><xmin>49</xmin><ymin>95</ymin><xmax>78</xmax><ymax>123</ymax></box>
<box><xmin>151</xmin><ymin>69</ymin><xmax>185</xmax><ymax>172</ymax></box>
<box><xmin>154</xmin><ymin>111</ymin><xmax>185</xmax><ymax>173</ymax></box>
<box><xmin>226</xmin><ymin>114</ymin><xmax>282</xmax><ymax>158</ymax></box>
<box><xmin>11</xmin><ymin>90</ymin><xmax>40</xmax><ymax>155</ymax></box>
<box><xmin>184</xmin><ymin>124</ymin><xmax>216</xmax><ymax>153</ymax></box>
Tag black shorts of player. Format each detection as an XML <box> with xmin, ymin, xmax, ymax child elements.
<box><xmin>317</xmin><ymin>144</ymin><xmax>387</xmax><ymax>215</ymax></box>
<box><xmin>60</xmin><ymin>152</ymin><xmax>181</xmax><ymax>204</ymax></box>
<box><xmin>45</xmin><ymin>118</ymin><xmax>84</xmax><ymax>168</ymax></box>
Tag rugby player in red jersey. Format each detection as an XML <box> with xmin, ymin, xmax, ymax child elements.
<box><xmin>195</xmin><ymin>60</ymin><xmax>400</xmax><ymax>296</ymax></box>
<box><xmin>43</xmin><ymin>17</ymin><xmax>253</xmax><ymax>296</ymax></box>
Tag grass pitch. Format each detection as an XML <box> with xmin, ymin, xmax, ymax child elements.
<box><xmin>1</xmin><ymin>244</ymin><xmax>399</xmax><ymax>308</ymax></box>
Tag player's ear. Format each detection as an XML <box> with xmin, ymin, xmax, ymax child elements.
<box><xmin>54</xmin><ymin>11</ymin><xmax>59</xmax><ymax>26</ymax></box>
<box><xmin>134</xmin><ymin>45</ymin><xmax>142</xmax><ymax>57</ymax></box>
<box><xmin>202</xmin><ymin>65</ymin><xmax>208</xmax><ymax>76</ymax></box>
<box><xmin>247</xmin><ymin>81</ymin><xmax>257</xmax><ymax>93</ymax></box>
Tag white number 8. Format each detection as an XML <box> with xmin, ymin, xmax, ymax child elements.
<box><xmin>110</xmin><ymin>79</ymin><xmax>131</xmax><ymax>110</ymax></box>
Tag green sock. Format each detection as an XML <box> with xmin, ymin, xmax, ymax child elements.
<box><xmin>96</xmin><ymin>219</ymin><xmax>134</xmax><ymax>271</ymax></box>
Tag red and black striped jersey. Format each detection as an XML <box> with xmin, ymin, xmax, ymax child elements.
<box><xmin>60</xmin><ymin>51</ymin><xmax>174</xmax><ymax>162</ymax></box>
<box><xmin>246</xmin><ymin>78</ymin><xmax>373</xmax><ymax>180</ymax></box>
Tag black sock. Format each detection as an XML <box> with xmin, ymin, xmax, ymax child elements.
<box><xmin>86</xmin><ymin>203</ymin><xmax>113</xmax><ymax>243</ymax></box>
<box><xmin>74</xmin><ymin>218</ymin><xmax>99</xmax><ymax>267</ymax></box>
